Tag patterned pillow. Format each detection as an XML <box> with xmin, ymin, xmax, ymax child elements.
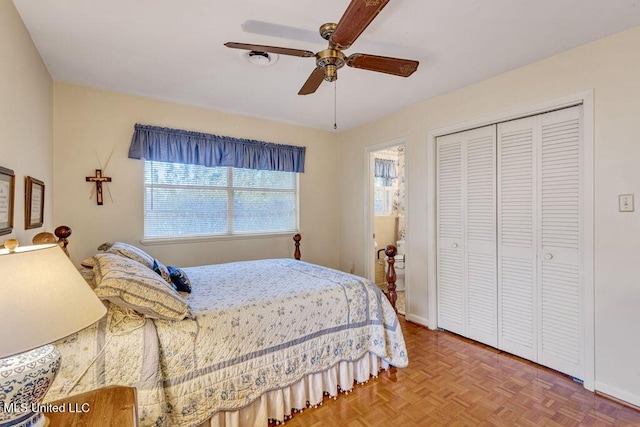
<box><xmin>167</xmin><ymin>266</ymin><xmax>192</xmax><ymax>293</ymax></box>
<box><xmin>81</xmin><ymin>256</ymin><xmax>96</xmax><ymax>268</ymax></box>
<box><xmin>99</xmin><ymin>241</ymin><xmax>155</xmax><ymax>270</ymax></box>
<box><xmin>97</xmin><ymin>242</ymin><xmax>114</xmax><ymax>251</ymax></box>
<box><xmin>153</xmin><ymin>259</ymin><xmax>173</xmax><ymax>285</ymax></box>
<box><xmin>79</xmin><ymin>266</ymin><xmax>97</xmax><ymax>289</ymax></box>
<box><xmin>92</xmin><ymin>253</ymin><xmax>192</xmax><ymax>321</ymax></box>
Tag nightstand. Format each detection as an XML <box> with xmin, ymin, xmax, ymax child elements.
<box><xmin>45</xmin><ymin>385</ymin><xmax>138</xmax><ymax>426</ymax></box>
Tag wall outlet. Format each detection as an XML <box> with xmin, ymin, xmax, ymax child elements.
<box><xmin>619</xmin><ymin>194</ymin><xmax>634</xmax><ymax>212</ymax></box>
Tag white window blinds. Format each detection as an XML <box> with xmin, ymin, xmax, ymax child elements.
<box><xmin>144</xmin><ymin>160</ymin><xmax>298</xmax><ymax>238</ymax></box>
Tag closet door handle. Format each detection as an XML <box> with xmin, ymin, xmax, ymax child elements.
<box><xmin>452</xmin><ymin>243</ymin><xmax>459</xmax><ymax>248</ymax></box>
<box><xmin>544</xmin><ymin>253</ymin><xmax>553</xmax><ymax>260</ymax></box>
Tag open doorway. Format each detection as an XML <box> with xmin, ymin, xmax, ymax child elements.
<box><xmin>365</xmin><ymin>140</ymin><xmax>407</xmax><ymax>314</ymax></box>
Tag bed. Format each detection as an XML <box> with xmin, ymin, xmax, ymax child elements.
<box><xmin>43</xmin><ymin>235</ymin><xmax>407</xmax><ymax>427</ymax></box>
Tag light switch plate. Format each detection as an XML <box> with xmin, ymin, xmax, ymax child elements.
<box><xmin>619</xmin><ymin>194</ymin><xmax>634</xmax><ymax>212</ymax></box>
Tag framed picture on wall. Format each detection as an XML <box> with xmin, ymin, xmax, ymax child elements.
<box><xmin>25</xmin><ymin>176</ymin><xmax>45</xmax><ymax>229</ymax></box>
<box><xmin>0</xmin><ymin>166</ymin><xmax>15</xmax><ymax>235</ymax></box>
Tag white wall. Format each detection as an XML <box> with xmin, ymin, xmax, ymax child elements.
<box><xmin>0</xmin><ymin>0</ymin><xmax>53</xmax><ymax>244</ymax></box>
<box><xmin>53</xmin><ymin>83</ymin><xmax>340</xmax><ymax>269</ymax></box>
<box><xmin>337</xmin><ymin>26</ymin><xmax>640</xmax><ymax>405</ymax></box>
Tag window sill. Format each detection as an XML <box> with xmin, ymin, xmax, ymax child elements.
<box><xmin>140</xmin><ymin>232</ymin><xmax>299</xmax><ymax>246</ymax></box>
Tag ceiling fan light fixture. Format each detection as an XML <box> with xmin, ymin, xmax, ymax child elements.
<box><xmin>324</xmin><ymin>65</ymin><xmax>338</xmax><ymax>82</ymax></box>
<box><xmin>243</xmin><ymin>50</ymin><xmax>279</xmax><ymax>67</ymax></box>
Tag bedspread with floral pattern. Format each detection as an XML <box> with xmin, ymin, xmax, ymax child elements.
<box><xmin>47</xmin><ymin>259</ymin><xmax>407</xmax><ymax>426</ymax></box>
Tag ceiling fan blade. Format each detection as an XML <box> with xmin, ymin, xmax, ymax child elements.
<box><xmin>346</xmin><ymin>53</ymin><xmax>419</xmax><ymax>77</ymax></box>
<box><xmin>330</xmin><ymin>0</ymin><xmax>390</xmax><ymax>50</ymax></box>
<box><xmin>224</xmin><ymin>42</ymin><xmax>315</xmax><ymax>58</ymax></box>
<box><xmin>241</xmin><ymin>20</ymin><xmax>323</xmax><ymax>46</ymax></box>
<box><xmin>298</xmin><ymin>67</ymin><xmax>325</xmax><ymax>95</ymax></box>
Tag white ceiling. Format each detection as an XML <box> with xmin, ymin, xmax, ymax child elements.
<box><xmin>13</xmin><ymin>0</ymin><xmax>640</xmax><ymax>131</ymax></box>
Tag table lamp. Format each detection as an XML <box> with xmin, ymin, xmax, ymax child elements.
<box><xmin>0</xmin><ymin>242</ymin><xmax>107</xmax><ymax>427</ymax></box>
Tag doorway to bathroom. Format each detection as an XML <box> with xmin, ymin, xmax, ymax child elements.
<box><xmin>364</xmin><ymin>139</ymin><xmax>407</xmax><ymax>314</ymax></box>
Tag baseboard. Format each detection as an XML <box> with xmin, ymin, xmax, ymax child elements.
<box><xmin>595</xmin><ymin>381</ymin><xmax>640</xmax><ymax>408</ymax></box>
<box><xmin>405</xmin><ymin>313</ymin><xmax>432</xmax><ymax>329</ymax></box>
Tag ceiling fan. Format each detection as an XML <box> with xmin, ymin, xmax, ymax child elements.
<box><xmin>225</xmin><ymin>0</ymin><xmax>419</xmax><ymax>95</ymax></box>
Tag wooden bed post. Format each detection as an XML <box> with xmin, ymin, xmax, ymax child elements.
<box><xmin>384</xmin><ymin>245</ymin><xmax>397</xmax><ymax>312</ymax></box>
<box><xmin>293</xmin><ymin>233</ymin><xmax>302</xmax><ymax>260</ymax></box>
<box><xmin>54</xmin><ymin>226</ymin><xmax>72</xmax><ymax>257</ymax></box>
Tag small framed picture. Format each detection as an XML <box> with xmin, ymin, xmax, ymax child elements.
<box><xmin>0</xmin><ymin>166</ymin><xmax>15</xmax><ymax>235</ymax></box>
<box><xmin>25</xmin><ymin>176</ymin><xmax>45</xmax><ymax>229</ymax></box>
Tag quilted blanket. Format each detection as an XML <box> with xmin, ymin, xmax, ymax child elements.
<box><xmin>47</xmin><ymin>259</ymin><xmax>408</xmax><ymax>426</ymax></box>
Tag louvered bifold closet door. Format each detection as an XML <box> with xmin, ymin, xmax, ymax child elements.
<box><xmin>465</xmin><ymin>126</ymin><xmax>497</xmax><ymax>347</ymax></box>
<box><xmin>538</xmin><ymin>106</ymin><xmax>582</xmax><ymax>379</ymax></box>
<box><xmin>436</xmin><ymin>132</ymin><xmax>465</xmax><ymax>336</ymax></box>
<box><xmin>498</xmin><ymin>105</ymin><xmax>584</xmax><ymax>379</ymax></box>
<box><xmin>437</xmin><ymin>125</ymin><xmax>496</xmax><ymax>342</ymax></box>
<box><xmin>497</xmin><ymin>117</ymin><xmax>538</xmax><ymax>361</ymax></box>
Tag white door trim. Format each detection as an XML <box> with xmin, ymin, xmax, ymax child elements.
<box><xmin>363</xmin><ymin>137</ymin><xmax>408</xmax><ymax>291</ymax></box>
<box><xmin>426</xmin><ymin>90</ymin><xmax>594</xmax><ymax>390</ymax></box>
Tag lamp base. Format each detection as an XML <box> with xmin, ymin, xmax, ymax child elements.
<box><xmin>0</xmin><ymin>345</ymin><xmax>60</xmax><ymax>427</ymax></box>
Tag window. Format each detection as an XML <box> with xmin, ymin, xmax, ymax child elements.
<box><xmin>144</xmin><ymin>160</ymin><xmax>298</xmax><ymax>239</ymax></box>
<box><xmin>374</xmin><ymin>177</ymin><xmax>394</xmax><ymax>216</ymax></box>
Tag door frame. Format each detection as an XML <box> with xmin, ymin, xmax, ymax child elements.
<box><xmin>363</xmin><ymin>137</ymin><xmax>408</xmax><ymax>292</ymax></box>
<box><xmin>426</xmin><ymin>90</ymin><xmax>594</xmax><ymax>390</ymax></box>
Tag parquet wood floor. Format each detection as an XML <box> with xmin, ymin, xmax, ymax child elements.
<box><xmin>280</xmin><ymin>317</ymin><xmax>640</xmax><ymax>426</ymax></box>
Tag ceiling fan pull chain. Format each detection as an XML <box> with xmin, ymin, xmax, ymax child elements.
<box><xmin>334</xmin><ymin>80</ymin><xmax>338</xmax><ymax>130</ymax></box>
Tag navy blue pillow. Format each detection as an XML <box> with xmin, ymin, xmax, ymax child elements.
<box><xmin>167</xmin><ymin>266</ymin><xmax>191</xmax><ymax>293</ymax></box>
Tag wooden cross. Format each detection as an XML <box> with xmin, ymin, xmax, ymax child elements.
<box><xmin>86</xmin><ymin>169</ymin><xmax>112</xmax><ymax>205</ymax></box>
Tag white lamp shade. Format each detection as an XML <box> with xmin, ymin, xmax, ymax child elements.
<box><xmin>0</xmin><ymin>244</ymin><xmax>107</xmax><ymax>359</ymax></box>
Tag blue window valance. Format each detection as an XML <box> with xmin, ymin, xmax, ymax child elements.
<box><xmin>374</xmin><ymin>158</ymin><xmax>397</xmax><ymax>186</ymax></box>
<box><xmin>128</xmin><ymin>124</ymin><xmax>306</xmax><ymax>173</ymax></box>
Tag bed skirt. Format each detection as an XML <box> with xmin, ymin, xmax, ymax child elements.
<box><xmin>198</xmin><ymin>352</ymin><xmax>389</xmax><ymax>427</ymax></box>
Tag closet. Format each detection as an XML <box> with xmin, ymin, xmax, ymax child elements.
<box><xmin>437</xmin><ymin>125</ymin><xmax>497</xmax><ymax>347</ymax></box>
<box><xmin>436</xmin><ymin>105</ymin><xmax>585</xmax><ymax>380</ymax></box>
